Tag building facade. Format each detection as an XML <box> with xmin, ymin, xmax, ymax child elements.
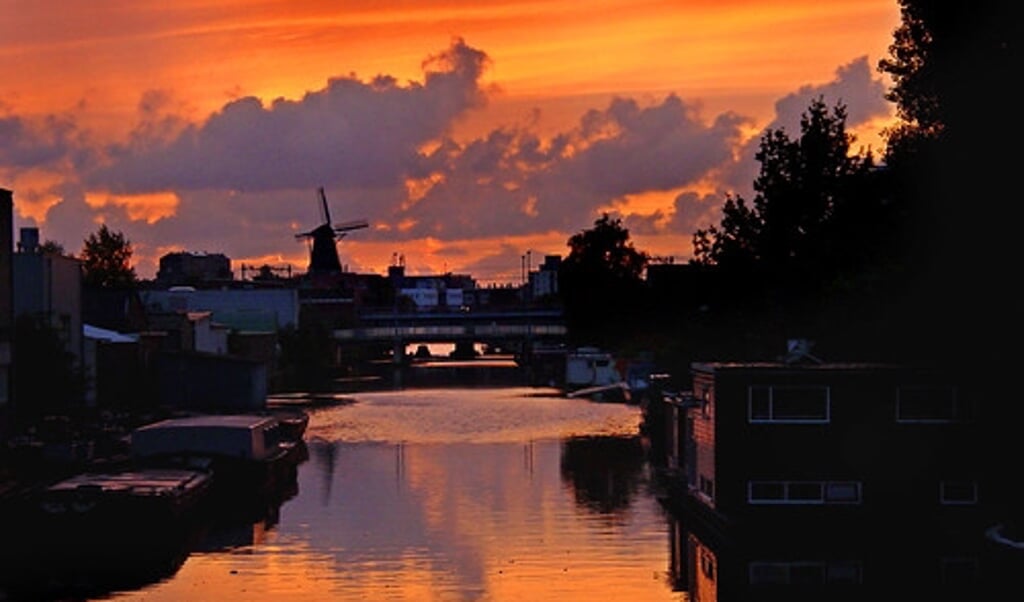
<box><xmin>653</xmin><ymin>354</ymin><xmax>1014</xmax><ymax>597</ymax></box>
<box><xmin>673</xmin><ymin>359</ymin><xmax>984</xmax><ymax>528</ymax></box>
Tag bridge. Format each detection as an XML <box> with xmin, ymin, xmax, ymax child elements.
<box><xmin>333</xmin><ymin>308</ymin><xmax>567</xmax><ymax>347</ymax></box>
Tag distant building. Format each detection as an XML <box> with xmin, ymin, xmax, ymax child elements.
<box><xmin>140</xmin><ymin>287</ymin><xmax>299</xmax><ymax>332</ymax></box>
<box><xmin>528</xmin><ymin>254</ymin><xmax>561</xmax><ymax>300</ymax></box>
<box><xmin>156</xmin><ymin>251</ymin><xmax>233</xmax><ymax>287</ymax></box>
<box><xmin>145</xmin><ymin>310</ymin><xmax>229</xmax><ymax>355</ymax></box>
<box><xmin>387</xmin><ymin>264</ymin><xmax>476</xmax><ymax>311</ymax></box>
<box><xmin>12</xmin><ymin>227</ymin><xmax>83</xmax><ymax>370</ymax></box>
<box><xmin>82</xmin><ymin>323</ymin><xmax>141</xmax><ymax>407</ymax></box>
<box><xmin>8</xmin><ymin>225</ymin><xmax>85</xmax><ymax>412</ymax></box>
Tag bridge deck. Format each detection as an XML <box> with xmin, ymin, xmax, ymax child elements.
<box><xmin>336</xmin><ymin>308</ymin><xmax>566</xmax><ymax>343</ymax></box>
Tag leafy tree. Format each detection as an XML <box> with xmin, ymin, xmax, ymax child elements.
<box><xmin>878</xmin><ymin>1</ymin><xmax>1015</xmax><ymax>161</ymax></box>
<box><xmin>39</xmin><ymin>240</ymin><xmax>65</xmax><ymax>255</ymax></box>
<box><xmin>558</xmin><ymin>213</ymin><xmax>648</xmax><ymax>348</ymax></box>
<box><xmin>874</xmin><ymin>1</ymin><xmax>1019</xmax><ymax>367</ymax></box>
<box><xmin>878</xmin><ymin>0</ymin><xmax>1021</xmax><ymax>526</ymax></box>
<box><xmin>693</xmin><ymin>98</ymin><xmax>880</xmax><ymax>300</ymax></box>
<box><xmin>80</xmin><ymin>224</ymin><xmax>137</xmax><ymax>289</ymax></box>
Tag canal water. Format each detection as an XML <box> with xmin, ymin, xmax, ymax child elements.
<box><xmin>11</xmin><ymin>387</ymin><xmax>686</xmax><ymax>601</ymax></box>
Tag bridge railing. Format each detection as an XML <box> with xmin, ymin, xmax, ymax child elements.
<box><xmin>333</xmin><ymin>323</ymin><xmax>567</xmax><ymax>341</ymax></box>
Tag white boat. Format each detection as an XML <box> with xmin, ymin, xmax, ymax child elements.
<box><xmin>565</xmin><ymin>347</ymin><xmax>622</xmax><ymax>389</ymax></box>
<box><xmin>565</xmin><ymin>347</ymin><xmax>629</xmax><ymax>402</ymax></box>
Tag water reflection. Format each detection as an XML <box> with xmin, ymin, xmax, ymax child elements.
<box><xmin>0</xmin><ymin>538</ymin><xmax>194</xmax><ymax>601</ymax></box>
<box><xmin>0</xmin><ymin>445</ymin><xmax>304</xmax><ymax>601</ymax></box>
<box><xmin>665</xmin><ymin>507</ymin><xmax>1021</xmax><ymax>601</ymax></box>
<box><xmin>1</xmin><ymin>388</ymin><xmax>684</xmax><ymax>601</ymax></box>
<box><xmin>273</xmin><ymin>436</ymin><xmax>679</xmax><ymax>601</ymax></box>
<box><xmin>0</xmin><ymin>498</ymin><xmax>201</xmax><ymax>601</ymax></box>
<box><xmin>560</xmin><ymin>435</ymin><xmax>646</xmax><ymax>515</ymax></box>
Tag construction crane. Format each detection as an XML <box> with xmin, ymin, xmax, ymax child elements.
<box><xmin>295</xmin><ymin>187</ymin><xmax>369</xmax><ymax>274</ymax></box>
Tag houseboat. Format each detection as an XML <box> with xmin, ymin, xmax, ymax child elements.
<box><xmin>0</xmin><ymin>468</ymin><xmax>209</xmax><ymax>600</ymax></box>
<box><xmin>660</xmin><ymin>356</ymin><xmax>991</xmax><ymax>525</ymax></box>
<box><xmin>37</xmin><ymin>467</ymin><xmax>212</xmax><ymax>524</ymax></box>
<box><xmin>564</xmin><ymin>347</ymin><xmax>629</xmax><ymax>402</ymax></box>
<box><xmin>650</xmin><ymin>347</ymin><xmax>1020</xmax><ymax>597</ymax></box>
<box><xmin>130</xmin><ymin>414</ymin><xmax>302</xmax><ymax>499</ymax></box>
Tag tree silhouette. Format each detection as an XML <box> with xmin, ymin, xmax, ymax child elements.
<box><xmin>38</xmin><ymin>240</ymin><xmax>66</xmax><ymax>256</ymax></box>
<box><xmin>878</xmin><ymin>0</ymin><xmax>1021</xmax><ymax>532</ymax></box>
<box><xmin>873</xmin><ymin>1</ymin><xmax>1020</xmax><ymax>369</ymax></box>
<box><xmin>692</xmin><ymin>98</ymin><xmax>885</xmax><ymax>342</ymax></box>
<box><xmin>80</xmin><ymin>225</ymin><xmax>137</xmax><ymax>289</ymax></box>
<box><xmin>559</xmin><ymin>213</ymin><xmax>648</xmax><ymax>348</ymax></box>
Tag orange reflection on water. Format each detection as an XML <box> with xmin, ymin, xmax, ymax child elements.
<box><xmin>129</xmin><ymin>389</ymin><xmax>685</xmax><ymax>601</ymax></box>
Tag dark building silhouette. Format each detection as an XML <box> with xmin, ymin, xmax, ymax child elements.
<box><xmin>651</xmin><ymin>345</ymin><xmax>1018</xmax><ymax>598</ymax></box>
<box><xmin>0</xmin><ymin>189</ymin><xmax>13</xmax><ymax>417</ymax></box>
<box><xmin>156</xmin><ymin>251</ymin><xmax>233</xmax><ymax>287</ymax></box>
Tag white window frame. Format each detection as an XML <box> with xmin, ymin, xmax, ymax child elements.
<box><xmin>700</xmin><ymin>550</ymin><xmax>716</xmax><ymax>580</ymax></box>
<box><xmin>940</xmin><ymin>480</ymin><xmax>978</xmax><ymax>505</ymax></box>
<box><xmin>748</xmin><ymin>385</ymin><xmax>831</xmax><ymax>423</ymax></box>
<box><xmin>895</xmin><ymin>385</ymin><xmax>965</xmax><ymax>423</ymax></box>
<box><xmin>748</xmin><ymin>480</ymin><xmax>862</xmax><ymax>505</ymax></box>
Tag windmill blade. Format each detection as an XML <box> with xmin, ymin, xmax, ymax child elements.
<box><xmin>318</xmin><ymin>186</ymin><xmax>332</xmax><ymax>225</ymax></box>
<box><xmin>332</xmin><ymin>219</ymin><xmax>370</xmax><ymax>234</ymax></box>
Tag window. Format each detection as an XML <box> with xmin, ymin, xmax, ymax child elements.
<box><xmin>940</xmin><ymin>557</ymin><xmax>980</xmax><ymax>584</ymax></box>
<box><xmin>788</xmin><ymin>482</ymin><xmax>823</xmax><ymax>502</ymax></box>
<box><xmin>896</xmin><ymin>386</ymin><xmax>970</xmax><ymax>423</ymax></box>
<box><xmin>700</xmin><ymin>550</ymin><xmax>716</xmax><ymax>580</ymax></box>
<box><xmin>940</xmin><ymin>481</ymin><xmax>978</xmax><ymax>505</ymax></box>
<box><xmin>825</xmin><ymin>482</ymin><xmax>861</xmax><ymax>503</ymax></box>
<box><xmin>749</xmin><ymin>561</ymin><xmax>862</xmax><ymax>585</ymax></box>
<box><xmin>749</xmin><ymin>386</ymin><xmax>830</xmax><ymax>423</ymax></box>
<box><xmin>748</xmin><ymin>481</ymin><xmax>785</xmax><ymax>502</ymax></box>
<box><xmin>748</xmin><ymin>481</ymin><xmax>862</xmax><ymax>505</ymax></box>
<box><xmin>699</xmin><ymin>475</ymin><xmax>715</xmax><ymax>499</ymax></box>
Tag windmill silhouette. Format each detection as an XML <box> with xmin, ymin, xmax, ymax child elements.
<box><xmin>295</xmin><ymin>187</ymin><xmax>369</xmax><ymax>274</ymax></box>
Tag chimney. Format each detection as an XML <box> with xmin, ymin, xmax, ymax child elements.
<box><xmin>17</xmin><ymin>226</ymin><xmax>39</xmax><ymax>253</ymax></box>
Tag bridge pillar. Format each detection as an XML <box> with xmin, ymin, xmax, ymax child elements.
<box><xmin>452</xmin><ymin>340</ymin><xmax>476</xmax><ymax>359</ymax></box>
<box><xmin>392</xmin><ymin>338</ymin><xmax>404</xmax><ymax>389</ymax></box>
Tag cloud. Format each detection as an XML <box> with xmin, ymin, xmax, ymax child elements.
<box><xmin>86</xmin><ymin>37</ymin><xmax>490</xmax><ymax>195</ymax></box>
<box><xmin>393</xmin><ymin>94</ymin><xmax>750</xmax><ymax>240</ymax></box>
<box><xmin>2</xmin><ymin>42</ymin><xmax>893</xmax><ymax>279</ymax></box>
<box><xmin>719</xmin><ymin>56</ymin><xmax>893</xmax><ymax>199</ymax></box>
<box><xmin>0</xmin><ymin>108</ymin><xmax>93</xmax><ymax>172</ymax></box>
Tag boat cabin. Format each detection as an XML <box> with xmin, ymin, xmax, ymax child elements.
<box><xmin>131</xmin><ymin>414</ymin><xmax>285</xmax><ymax>463</ymax></box>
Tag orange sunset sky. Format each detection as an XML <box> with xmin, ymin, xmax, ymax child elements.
<box><xmin>0</xmin><ymin>0</ymin><xmax>901</xmax><ymax>283</ymax></box>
